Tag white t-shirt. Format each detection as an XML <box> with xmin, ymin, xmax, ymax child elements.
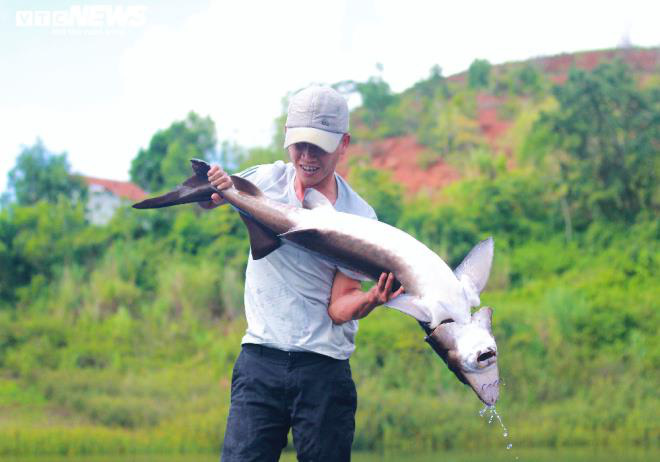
<box><xmin>236</xmin><ymin>160</ymin><xmax>377</xmax><ymax>360</ymax></box>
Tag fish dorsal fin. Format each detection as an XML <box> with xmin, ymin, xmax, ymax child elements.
<box><xmin>453</xmin><ymin>237</ymin><xmax>494</xmax><ymax>295</ymax></box>
<box><xmin>239</xmin><ymin>214</ymin><xmax>281</xmax><ymax>260</ymax></box>
<box><xmin>190</xmin><ymin>158</ymin><xmax>211</xmax><ymax>178</ymax></box>
<box><xmin>302</xmin><ymin>188</ymin><xmax>334</xmax><ymax>210</ymax></box>
<box><xmin>230</xmin><ymin>175</ymin><xmax>263</xmax><ymax>197</ymax></box>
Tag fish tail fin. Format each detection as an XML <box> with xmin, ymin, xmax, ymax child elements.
<box><xmin>132</xmin><ymin>159</ymin><xmax>215</xmax><ymax>209</ymax></box>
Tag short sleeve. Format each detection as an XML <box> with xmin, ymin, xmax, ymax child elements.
<box><xmin>234</xmin><ymin>160</ymin><xmax>287</xmax><ymax>192</ymax></box>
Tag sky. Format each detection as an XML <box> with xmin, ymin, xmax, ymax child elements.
<box><xmin>1</xmin><ymin>0</ymin><xmax>658</xmax><ymax>191</ymax></box>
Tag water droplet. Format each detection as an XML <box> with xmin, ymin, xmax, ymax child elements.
<box><xmin>479</xmin><ymin>405</ymin><xmax>513</xmax><ymax>451</ymax></box>
<box><xmin>507</xmin><ymin>443</ymin><xmax>513</xmax><ymax>450</ymax></box>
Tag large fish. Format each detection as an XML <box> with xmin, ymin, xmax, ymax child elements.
<box><xmin>133</xmin><ymin>159</ymin><xmax>500</xmax><ymax>405</ymax></box>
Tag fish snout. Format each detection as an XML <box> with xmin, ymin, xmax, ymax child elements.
<box><xmin>478</xmin><ymin>376</ymin><xmax>500</xmax><ymax>406</ymax></box>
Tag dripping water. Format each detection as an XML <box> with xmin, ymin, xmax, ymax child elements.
<box><xmin>480</xmin><ymin>404</ymin><xmax>517</xmax><ymax>457</ymax></box>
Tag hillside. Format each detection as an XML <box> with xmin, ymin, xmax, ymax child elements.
<box><xmin>341</xmin><ymin>46</ymin><xmax>659</xmax><ymax>195</ymax></box>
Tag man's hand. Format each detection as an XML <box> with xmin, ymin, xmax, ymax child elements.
<box><xmin>200</xmin><ymin>165</ymin><xmax>233</xmax><ymax>209</ymax></box>
<box><xmin>328</xmin><ymin>271</ymin><xmax>404</xmax><ymax>324</ymax></box>
<box><xmin>365</xmin><ymin>272</ymin><xmax>405</xmax><ymax>308</ymax></box>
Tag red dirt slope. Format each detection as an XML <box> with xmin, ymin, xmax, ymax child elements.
<box><xmin>346</xmin><ymin>48</ymin><xmax>658</xmax><ymax>195</ymax></box>
<box><xmin>339</xmin><ymin>135</ymin><xmax>460</xmax><ymax>195</ymax></box>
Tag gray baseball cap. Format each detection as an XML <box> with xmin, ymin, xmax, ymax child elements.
<box><xmin>283</xmin><ymin>86</ymin><xmax>349</xmax><ymax>153</ymax></box>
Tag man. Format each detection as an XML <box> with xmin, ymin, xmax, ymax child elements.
<box><xmin>205</xmin><ymin>86</ymin><xmax>403</xmax><ymax>461</ymax></box>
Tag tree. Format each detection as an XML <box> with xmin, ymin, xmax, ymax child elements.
<box><xmin>417</xmin><ymin>93</ymin><xmax>484</xmax><ymax>156</ymax></box>
<box><xmin>0</xmin><ymin>199</ymin><xmax>88</xmax><ymax>304</ymax></box>
<box><xmin>346</xmin><ymin>164</ymin><xmax>403</xmax><ymax>226</ymax></box>
<box><xmin>355</xmin><ymin>76</ymin><xmax>397</xmax><ymax>129</ymax></box>
<box><xmin>514</xmin><ymin>64</ymin><xmax>542</xmax><ymax>95</ymax></box>
<box><xmin>468</xmin><ymin>59</ymin><xmax>491</xmax><ymax>89</ymax></box>
<box><xmin>412</xmin><ymin>65</ymin><xmax>449</xmax><ymax>100</ymax></box>
<box><xmin>130</xmin><ymin>112</ymin><xmax>218</xmax><ymax>192</ymax></box>
<box><xmin>7</xmin><ymin>139</ymin><xmax>87</xmax><ymax>206</ymax></box>
<box><xmin>524</xmin><ymin>61</ymin><xmax>659</xmax><ymax>226</ymax></box>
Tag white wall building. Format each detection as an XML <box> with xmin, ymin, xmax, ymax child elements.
<box><xmin>83</xmin><ymin>177</ymin><xmax>146</xmax><ymax>225</ymax></box>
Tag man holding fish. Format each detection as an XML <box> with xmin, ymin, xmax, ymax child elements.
<box><xmin>134</xmin><ymin>85</ymin><xmax>500</xmax><ymax>461</ymax></box>
<box><xmin>205</xmin><ymin>86</ymin><xmax>400</xmax><ymax>462</ymax></box>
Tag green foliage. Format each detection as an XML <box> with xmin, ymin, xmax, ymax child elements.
<box><xmin>468</xmin><ymin>59</ymin><xmax>492</xmax><ymax>89</ymax></box>
<box><xmin>524</xmin><ymin>61</ymin><xmax>659</xmax><ymax>226</ymax></box>
<box><xmin>417</xmin><ymin>87</ymin><xmax>484</xmax><ymax>157</ymax></box>
<box><xmin>343</xmin><ymin>74</ymin><xmax>410</xmax><ymax>141</ymax></box>
<box><xmin>514</xmin><ymin>64</ymin><xmax>543</xmax><ymax>95</ymax></box>
<box><xmin>356</xmin><ymin>76</ymin><xmax>398</xmax><ymax>127</ymax></box>
<box><xmin>411</xmin><ymin>65</ymin><xmax>449</xmax><ymax>100</ymax></box>
<box><xmin>130</xmin><ymin>112</ymin><xmax>217</xmax><ymax>192</ymax></box>
<box><xmin>7</xmin><ymin>139</ymin><xmax>87</xmax><ymax>206</ymax></box>
<box><xmin>0</xmin><ymin>200</ymin><xmax>90</xmax><ymax>305</ymax></box>
<box><xmin>347</xmin><ymin>164</ymin><xmax>404</xmax><ymax>226</ymax></box>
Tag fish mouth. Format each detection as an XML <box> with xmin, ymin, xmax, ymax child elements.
<box><xmin>422</xmin><ymin>320</ymin><xmax>500</xmax><ymax>406</ymax></box>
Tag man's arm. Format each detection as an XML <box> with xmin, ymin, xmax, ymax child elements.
<box><xmin>328</xmin><ymin>271</ymin><xmax>404</xmax><ymax>324</ymax></box>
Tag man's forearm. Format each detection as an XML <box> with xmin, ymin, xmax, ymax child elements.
<box><xmin>327</xmin><ymin>289</ymin><xmax>377</xmax><ymax>324</ymax></box>
<box><xmin>327</xmin><ymin>272</ymin><xmax>403</xmax><ymax>325</ymax></box>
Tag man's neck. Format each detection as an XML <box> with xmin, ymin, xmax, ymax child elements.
<box><xmin>294</xmin><ymin>172</ymin><xmax>338</xmax><ymax>205</ymax></box>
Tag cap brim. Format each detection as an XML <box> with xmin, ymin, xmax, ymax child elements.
<box><xmin>283</xmin><ymin>127</ymin><xmax>343</xmax><ymax>153</ymax></box>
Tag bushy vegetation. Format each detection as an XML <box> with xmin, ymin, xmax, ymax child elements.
<box><xmin>0</xmin><ymin>56</ymin><xmax>658</xmax><ymax>456</ymax></box>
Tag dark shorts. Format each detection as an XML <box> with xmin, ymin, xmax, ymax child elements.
<box><xmin>221</xmin><ymin>343</ymin><xmax>357</xmax><ymax>462</ymax></box>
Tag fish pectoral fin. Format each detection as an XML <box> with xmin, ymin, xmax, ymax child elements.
<box><xmin>302</xmin><ymin>188</ymin><xmax>335</xmax><ymax>211</ymax></box>
<box><xmin>240</xmin><ymin>214</ymin><xmax>281</xmax><ymax>259</ymax></box>
<box><xmin>384</xmin><ymin>294</ymin><xmax>432</xmax><ymax>323</ymax></box>
<box><xmin>230</xmin><ymin>175</ymin><xmax>264</xmax><ymax>198</ymax></box>
<box><xmin>279</xmin><ymin>228</ymin><xmax>322</xmax><ymax>245</ymax></box>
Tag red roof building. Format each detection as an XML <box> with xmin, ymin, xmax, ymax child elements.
<box><xmin>82</xmin><ymin>176</ymin><xmax>146</xmax><ymax>225</ymax></box>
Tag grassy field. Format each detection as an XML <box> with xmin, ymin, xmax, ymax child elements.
<box><xmin>1</xmin><ymin>221</ymin><xmax>658</xmax><ymax>456</ymax></box>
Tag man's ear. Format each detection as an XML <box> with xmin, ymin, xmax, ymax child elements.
<box><xmin>338</xmin><ymin>133</ymin><xmax>351</xmax><ymax>155</ymax></box>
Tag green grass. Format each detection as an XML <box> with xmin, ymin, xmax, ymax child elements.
<box><xmin>0</xmin><ymin>218</ymin><xmax>658</xmax><ymax>455</ymax></box>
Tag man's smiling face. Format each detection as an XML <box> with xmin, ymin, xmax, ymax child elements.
<box><xmin>287</xmin><ymin>135</ymin><xmax>348</xmax><ymax>189</ymax></box>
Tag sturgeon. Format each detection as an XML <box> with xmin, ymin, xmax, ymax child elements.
<box><xmin>133</xmin><ymin>159</ymin><xmax>500</xmax><ymax>405</ymax></box>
